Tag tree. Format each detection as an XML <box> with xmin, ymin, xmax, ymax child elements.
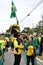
<box><xmin>34</xmin><ymin>20</ymin><xmax>43</xmax><ymax>35</ymax></box>
<box><xmin>22</xmin><ymin>27</ymin><xmax>33</xmax><ymax>36</ymax></box>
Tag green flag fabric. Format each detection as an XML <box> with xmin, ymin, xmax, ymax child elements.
<box><xmin>10</xmin><ymin>1</ymin><xmax>17</xmax><ymax>18</ymax></box>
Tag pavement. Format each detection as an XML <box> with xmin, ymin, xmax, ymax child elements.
<box><xmin>4</xmin><ymin>51</ymin><xmax>43</xmax><ymax>65</ymax></box>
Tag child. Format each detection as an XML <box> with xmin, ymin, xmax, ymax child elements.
<box><xmin>26</xmin><ymin>36</ymin><xmax>36</xmax><ymax>65</ymax></box>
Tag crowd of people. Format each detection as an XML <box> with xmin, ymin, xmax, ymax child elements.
<box><xmin>0</xmin><ymin>24</ymin><xmax>43</xmax><ymax>65</ymax></box>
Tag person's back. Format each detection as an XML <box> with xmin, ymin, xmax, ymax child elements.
<box><xmin>33</xmin><ymin>37</ymin><xmax>39</xmax><ymax>49</ymax></box>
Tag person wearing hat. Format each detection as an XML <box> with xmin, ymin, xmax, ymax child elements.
<box><xmin>12</xmin><ymin>33</ymin><xmax>24</xmax><ymax>65</ymax></box>
<box><xmin>11</xmin><ymin>24</ymin><xmax>20</xmax><ymax>51</ymax></box>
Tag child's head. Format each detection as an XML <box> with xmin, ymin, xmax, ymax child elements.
<box><xmin>18</xmin><ymin>34</ymin><xmax>23</xmax><ymax>40</ymax></box>
<box><xmin>29</xmin><ymin>36</ymin><xmax>33</xmax><ymax>43</ymax></box>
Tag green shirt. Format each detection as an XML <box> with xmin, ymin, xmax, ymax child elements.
<box><xmin>33</xmin><ymin>37</ymin><xmax>39</xmax><ymax>48</ymax></box>
<box><xmin>0</xmin><ymin>40</ymin><xmax>3</xmax><ymax>48</ymax></box>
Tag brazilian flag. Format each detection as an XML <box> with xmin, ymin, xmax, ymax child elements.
<box><xmin>10</xmin><ymin>1</ymin><xmax>17</xmax><ymax>18</ymax></box>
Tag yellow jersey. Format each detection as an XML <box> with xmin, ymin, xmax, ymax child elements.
<box><xmin>13</xmin><ymin>39</ymin><xmax>23</xmax><ymax>55</ymax></box>
<box><xmin>1</xmin><ymin>40</ymin><xmax>6</xmax><ymax>49</ymax></box>
<box><xmin>26</xmin><ymin>45</ymin><xmax>34</xmax><ymax>56</ymax></box>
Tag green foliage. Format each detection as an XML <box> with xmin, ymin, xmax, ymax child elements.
<box><xmin>22</xmin><ymin>27</ymin><xmax>33</xmax><ymax>35</ymax></box>
<box><xmin>33</xmin><ymin>20</ymin><xmax>43</xmax><ymax>35</ymax></box>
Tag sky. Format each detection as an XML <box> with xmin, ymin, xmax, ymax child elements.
<box><xmin>0</xmin><ymin>0</ymin><xmax>43</xmax><ymax>33</ymax></box>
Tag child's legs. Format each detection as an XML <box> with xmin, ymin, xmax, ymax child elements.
<box><xmin>31</xmin><ymin>56</ymin><xmax>34</xmax><ymax>65</ymax></box>
<box><xmin>26</xmin><ymin>56</ymin><xmax>30</xmax><ymax>65</ymax></box>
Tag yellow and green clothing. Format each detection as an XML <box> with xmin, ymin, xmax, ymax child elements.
<box><xmin>26</xmin><ymin>45</ymin><xmax>34</xmax><ymax>56</ymax></box>
<box><xmin>13</xmin><ymin>39</ymin><xmax>23</xmax><ymax>55</ymax></box>
<box><xmin>13</xmin><ymin>38</ymin><xmax>24</xmax><ymax>65</ymax></box>
<box><xmin>24</xmin><ymin>42</ymin><xmax>37</xmax><ymax>65</ymax></box>
<box><xmin>0</xmin><ymin>39</ymin><xmax>6</xmax><ymax>62</ymax></box>
<box><xmin>33</xmin><ymin>37</ymin><xmax>39</xmax><ymax>49</ymax></box>
<box><xmin>24</xmin><ymin>42</ymin><xmax>36</xmax><ymax>56</ymax></box>
<box><xmin>0</xmin><ymin>40</ymin><xmax>6</xmax><ymax>49</ymax></box>
<box><xmin>12</xmin><ymin>37</ymin><xmax>17</xmax><ymax>42</ymax></box>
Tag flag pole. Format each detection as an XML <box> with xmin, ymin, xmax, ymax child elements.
<box><xmin>16</xmin><ymin>14</ymin><xmax>19</xmax><ymax>25</ymax></box>
<box><xmin>15</xmin><ymin>12</ymin><xmax>20</xmax><ymax>31</ymax></box>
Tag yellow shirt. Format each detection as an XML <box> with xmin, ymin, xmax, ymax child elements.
<box><xmin>13</xmin><ymin>39</ymin><xmax>23</xmax><ymax>55</ymax></box>
<box><xmin>12</xmin><ymin>37</ymin><xmax>17</xmax><ymax>42</ymax></box>
<box><xmin>1</xmin><ymin>40</ymin><xmax>6</xmax><ymax>49</ymax></box>
<box><xmin>26</xmin><ymin>45</ymin><xmax>34</xmax><ymax>56</ymax></box>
